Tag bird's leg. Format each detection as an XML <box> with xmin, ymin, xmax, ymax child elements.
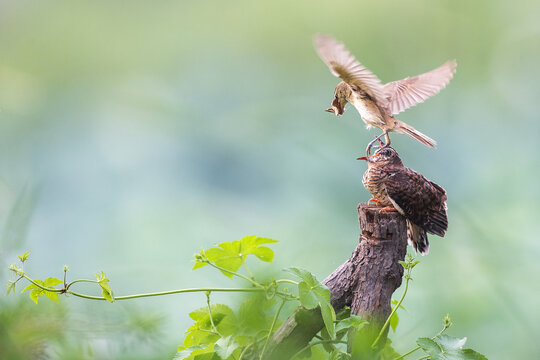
<box><xmin>379</xmin><ymin>206</ymin><xmax>397</xmax><ymax>212</ymax></box>
<box><xmin>383</xmin><ymin>131</ymin><xmax>391</xmax><ymax>147</ymax></box>
<box><xmin>365</xmin><ymin>137</ymin><xmax>378</xmax><ymax>156</ymax></box>
<box><xmin>366</xmin><ymin>133</ymin><xmax>387</xmax><ymax>156</ymax></box>
<box><xmin>368</xmin><ymin>198</ymin><xmax>382</xmax><ymax>204</ymax></box>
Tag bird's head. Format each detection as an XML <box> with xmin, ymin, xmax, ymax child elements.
<box><xmin>325</xmin><ymin>82</ymin><xmax>350</xmax><ymax>116</ymax></box>
<box><xmin>357</xmin><ymin>146</ymin><xmax>403</xmax><ymax>166</ymax></box>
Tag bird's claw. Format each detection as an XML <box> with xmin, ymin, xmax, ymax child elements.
<box><xmin>366</xmin><ymin>133</ymin><xmax>388</xmax><ymax>156</ymax></box>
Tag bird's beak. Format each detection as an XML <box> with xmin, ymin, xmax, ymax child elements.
<box><xmin>357</xmin><ymin>153</ymin><xmax>381</xmax><ymax>161</ymax></box>
<box><xmin>325</xmin><ymin>108</ymin><xmax>335</xmax><ymax>113</ymax></box>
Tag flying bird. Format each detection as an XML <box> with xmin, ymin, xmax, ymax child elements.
<box><xmin>314</xmin><ymin>34</ymin><xmax>456</xmax><ymax>149</ymax></box>
<box><xmin>358</xmin><ymin>146</ymin><xmax>448</xmax><ymax>254</ymax></box>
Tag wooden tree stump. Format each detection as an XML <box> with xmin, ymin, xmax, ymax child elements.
<box><xmin>260</xmin><ymin>203</ymin><xmax>408</xmax><ymax>359</ymax></box>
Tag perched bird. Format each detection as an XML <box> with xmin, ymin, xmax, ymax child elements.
<box><xmin>358</xmin><ymin>146</ymin><xmax>448</xmax><ymax>254</ymax></box>
<box><xmin>314</xmin><ymin>34</ymin><xmax>456</xmax><ymax>149</ymax></box>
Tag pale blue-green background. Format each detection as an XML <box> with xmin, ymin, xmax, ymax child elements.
<box><xmin>1</xmin><ymin>1</ymin><xmax>539</xmax><ymax>359</ymax></box>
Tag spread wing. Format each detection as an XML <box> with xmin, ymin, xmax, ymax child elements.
<box><xmin>385</xmin><ymin>168</ymin><xmax>448</xmax><ymax>237</ymax></box>
<box><xmin>383</xmin><ymin>60</ymin><xmax>456</xmax><ymax>115</ymax></box>
<box><xmin>314</xmin><ymin>34</ymin><xmax>386</xmax><ymax>104</ymax></box>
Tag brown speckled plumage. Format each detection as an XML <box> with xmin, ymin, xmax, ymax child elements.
<box><xmin>361</xmin><ymin>147</ymin><xmax>448</xmax><ymax>254</ymax></box>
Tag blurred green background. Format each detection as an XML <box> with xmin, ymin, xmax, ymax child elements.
<box><xmin>1</xmin><ymin>0</ymin><xmax>539</xmax><ymax>359</ymax></box>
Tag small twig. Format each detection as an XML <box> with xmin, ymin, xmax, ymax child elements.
<box><xmin>275</xmin><ymin>279</ymin><xmax>299</xmax><ymax>285</ymax></box>
<box><xmin>206</xmin><ymin>291</ymin><xmax>219</xmax><ymax>334</ymax></box>
<box><xmin>66</xmin><ymin>279</ymin><xmax>99</xmax><ymax>290</ymax></box>
<box><xmin>16</xmin><ymin>272</ymin><xmax>266</xmax><ymax>300</ymax></box>
<box><xmin>63</xmin><ymin>266</ymin><xmax>68</xmax><ymax>287</ymax></box>
<box><xmin>372</xmin><ymin>258</ymin><xmax>414</xmax><ymax>348</ymax></box>
<box><xmin>243</xmin><ymin>262</ymin><xmax>255</xmax><ymax>279</ymax></box>
<box><xmin>259</xmin><ymin>298</ymin><xmax>286</xmax><ymax>360</ymax></box>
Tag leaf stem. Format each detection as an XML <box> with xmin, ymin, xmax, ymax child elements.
<box><xmin>275</xmin><ymin>279</ymin><xmax>299</xmax><ymax>285</ymax></box>
<box><xmin>66</xmin><ymin>279</ymin><xmax>98</xmax><ymax>290</ymax></box>
<box><xmin>291</xmin><ymin>340</ymin><xmax>348</xmax><ymax>359</ymax></box>
<box><xmin>372</xmin><ymin>261</ymin><xmax>413</xmax><ymax>348</ymax></box>
<box><xmin>259</xmin><ymin>298</ymin><xmax>286</xmax><ymax>360</ymax></box>
<box><xmin>392</xmin><ymin>320</ymin><xmax>452</xmax><ymax>360</ymax></box>
<box><xmin>238</xmin><ymin>343</ymin><xmax>252</xmax><ymax>360</ymax></box>
<box><xmin>22</xmin><ymin>273</ymin><xmax>265</xmax><ymax>301</ymax></box>
<box><xmin>206</xmin><ymin>291</ymin><xmax>219</xmax><ymax>334</ymax></box>
<box><xmin>243</xmin><ymin>262</ymin><xmax>255</xmax><ymax>279</ymax></box>
<box><xmin>21</xmin><ymin>274</ymin><xmax>63</xmax><ymax>292</ymax></box>
<box><xmin>206</xmin><ymin>262</ymin><xmax>263</xmax><ymax>288</ymax></box>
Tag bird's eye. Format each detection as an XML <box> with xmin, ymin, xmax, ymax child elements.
<box><xmin>334</xmin><ymin>95</ymin><xmax>338</xmax><ymax>99</ymax></box>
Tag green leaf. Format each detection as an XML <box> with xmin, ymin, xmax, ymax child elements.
<box><xmin>187</xmin><ymin>304</ymin><xmax>238</xmax><ymax>339</ymax></box>
<box><xmin>5</xmin><ymin>281</ymin><xmax>16</xmax><ymax>295</ymax></box>
<box><xmin>44</xmin><ymin>290</ymin><xmax>59</xmax><ymax>303</ymax></box>
<box><xmin>205</xmin><ymin>243</ymin><xmax>243</xmax><ymax>279</ymax></box>
<box><xmin>306</xmin><ymin>346</ymin><xmax>328</xmax><ymax>360</ymax></box>
<box><xmin>192</xmin><ymin>236</ymin><xmax>278</xmax><ymax>276</ymax></box>
<box><xmin>335</xmin><ymin>316</ymin><xmax>367</xmax><ymax>336</ymax></box>
<box><xmin>298</xmin><ymin>281</ymin><xmax>319</xmax><ymax>309</ymax></box>
<box><xmin>251</xmin><ymin>246</ymin><xmax>274</xmax><ymax>262</ymax></box>
<box><xmin>417</xmin><ymin>335</ymin><xmax>488</xmax><ymax>360</ymax></box>
<box><xmin>8</xmin><ymin>263</ymin><xmax>22</xmax><ymax>276</ymax></box>
<box><xmin>319</xmin><ymin>327</ymin><xmax>335</xmax><ymax>352</ymax></box>
<box><xmin>389</xmin><ymin>312</ymin><xmax>399</xmax><ymax>332</ymax></box>
<box><xmin>330</xmin><ymin>350</ymin><xmax>351</xmax><ymax>360</ymax></box>
<box><xmin>95</xmin><ymin>271</ymin><xmax>114</xmax><ymax>303</ymax></box>
<box><xmin>284</xmin><ymin>267</ymin><xmax>319</xmax><ymax>287</ymax></box>
<box><xmin>192</xmin><ymin>261</ymin><xmax>208</xmax><ymax>270</ymax></box>
<box><xmin>287</xmin><ymin>266</ymin><xmax>334</xmax><ymax>344</ymax></box>
<box><xmin>335</xmin><ymin>307</ymin><xmax>351</xmax><ymax>321</ymax></box>
<box><xmin>391</xmin><ymin>298</ymin><xmax>406</xmax><ymax>311</ymax></box>
<box><xmin>398</xmin><ymin>261</ymin><xmax>407</xmax><ymax>269</ymax></box>
<box><xmin>44</xmin><ymin>277</ymin><xmax>62</xmax><ymax>287</ymax></box>
<box><xmin>174</xmin><ymin>345</ymin><xmax>208</xmax><ymax>360</ymax></box>
<box><xmin>29</xmin><ymin>288</ymin><xmax>42</xmax><ymax>303</ymax></box>
<box><xmin>214</xmin><ymin>335</ymin><xmax>240</xmax><ymax>359</ymax></box>
<box><xmin>184</xmin><ymin>330</ymin><xmax>219</xmax><ymax>349</ymax></box>
<box><xmin>238</xmin><ymin>295</ymin><xmax>274</xmax><ymax>333</ymax></box>
<box><xmin>238</xmin><ymin>235</ymin><xmax>278</xmax><ymax>262</ymax></box>
<box><xmin>22</xmin><ymin>278</ymin><xmax>62</xmax><ymax>304</ymax></box>
<box><xmin>18</xmin><ymin>251</ymin><xmax>30</xmax><ymax>263</ymax></box>
<box><xmin>23</xmin><ymin>280</ymin><xmax>45</xmax><ymax>304</ymax></box>
<box><xmin>379</xmin><ymin>339</ymin><xmax>402</xmax><ymax>360</ymax></box>
<box><xmin>320</xmin><ymin>301</ymin><xmax>336</xmax><ymax>339</ymax></box>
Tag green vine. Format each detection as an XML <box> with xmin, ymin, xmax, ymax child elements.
<box><xmin>6</xmin><ymin>236</ymin><xmax>488</xmax><ymax>360</ymax></box>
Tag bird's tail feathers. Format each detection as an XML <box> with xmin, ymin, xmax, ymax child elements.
<box><xmin>394</xmin><ymin>120</ymin><xmax>437</xmax><ymax>148</ymax></box>
<box><xmin>407</xmin><ymin>220</ymin><xmax>429</xmax><ymax>255</ymax></box>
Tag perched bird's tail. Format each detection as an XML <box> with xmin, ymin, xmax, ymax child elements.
<box><xmin>394</xmin><ymin>120</ymin><xmax>437</xmax><ymax>148</ymax></box>
<box><xmin>407</xmin><ymin>220</ymin><xmax>429</xmax><ymax>255</ymax></box>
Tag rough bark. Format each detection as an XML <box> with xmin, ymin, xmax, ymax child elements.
<box><xmin>260</xmin><ymin>203</ymin><xmax>407</xmax><ymax>360</ymax></box>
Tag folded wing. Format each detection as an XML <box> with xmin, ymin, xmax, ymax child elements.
<box><xmin>385</xmin><ymin>169</ymin><xmax>448</xmax><ymax>237</ymax></box>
